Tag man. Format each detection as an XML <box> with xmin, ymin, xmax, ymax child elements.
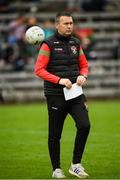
<box><xmin>35</xmin><ymin>12</ymin><xmax>90</xmax><ymax>179</ymax></box>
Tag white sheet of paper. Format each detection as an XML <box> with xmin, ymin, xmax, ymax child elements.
<box><xmin>63</xmin><ymin>83</ymin><xmax>83</xmax><ymax>101</ymax></box>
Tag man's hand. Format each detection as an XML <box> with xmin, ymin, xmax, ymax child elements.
<box><xmin>59</xmin><ymin>78</ymin><xmax>72</xmax><ymax>89</ymax></box>
<box><xmin>76</xmin><ymin>75</ymin><xmax>87</xmax><ymax>86</ymax></box>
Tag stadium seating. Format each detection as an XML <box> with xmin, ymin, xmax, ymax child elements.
<box><xmin>0</xmin><ymin>0</ymin><xmax>120</xmax><ymax>103</ymax></box>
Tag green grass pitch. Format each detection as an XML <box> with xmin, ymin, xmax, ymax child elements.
<box><xmin>0</xmin><ymin>100</ymin><xmax>120</xmax><ymax>179</ymax></box>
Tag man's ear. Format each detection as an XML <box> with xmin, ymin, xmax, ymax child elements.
<box><xmin>55</xmin><ymin>22</ymin><xmax>58</xmax><ymax>30</ymax></box>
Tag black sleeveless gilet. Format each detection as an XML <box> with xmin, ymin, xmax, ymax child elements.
<box><xmin>43</xmin><ymin>32</ymin><xmax>80</xmax><ymax>96</ymax></box>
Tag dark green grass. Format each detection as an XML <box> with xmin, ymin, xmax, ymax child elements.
<box><xmin>0</xmin><ymin>101</ymin><xmax>120</xmax><ymax>179</ymax></box>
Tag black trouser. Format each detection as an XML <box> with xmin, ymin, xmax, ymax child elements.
<box><xmin>46</xmin><ymin>94</ymin><xmax>90</xmax><ymax>170</ymax></box>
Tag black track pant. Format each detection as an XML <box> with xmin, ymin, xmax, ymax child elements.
<box><xmin>46</xmin><ymin>94</ymin><xmax>90</xmax><ymax>170</ymax></box>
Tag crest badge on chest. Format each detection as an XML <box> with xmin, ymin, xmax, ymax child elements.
<box><xmin>71</xmin><ymin>46</ymin><xmax>78</xmax><ymax>55</ymax></box>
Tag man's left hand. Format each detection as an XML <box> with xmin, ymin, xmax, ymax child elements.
<box><xmin>76</xmin><ymin>75</ymin><xmax>87</xmax><ymax>86</ymax></box>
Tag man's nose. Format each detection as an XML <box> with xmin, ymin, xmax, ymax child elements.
<box><xmin>68</xmin><ymin>24</ymin><xmax>71</xmax><ymax>28</ymax></box>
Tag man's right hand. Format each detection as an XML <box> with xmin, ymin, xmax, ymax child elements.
<box><xmin>59</xmin><ymin>78</ymin><xmax>72</xmax><ymax>89</ymax></box>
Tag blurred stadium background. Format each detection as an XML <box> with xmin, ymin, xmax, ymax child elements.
<box><xmin>0</xmin><ymin>0</ymin><xmax>120</xmax><ymax>103</ymax></box>
<box><xmin>0</xmin><ymin>0</ymin><xmax>120</xmax><ymax>179</ymax></box>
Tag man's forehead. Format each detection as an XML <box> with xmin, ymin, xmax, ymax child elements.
<box><xmin>59</xmin><ymin>16</ymin><xmax>73</xmax><ymax>22</ymax></box>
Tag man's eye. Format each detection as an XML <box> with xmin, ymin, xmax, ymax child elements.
<box><xmin>64</xmin><ymin>23</ymin><xmax>73</xmax><ymax>25</ymax></box>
